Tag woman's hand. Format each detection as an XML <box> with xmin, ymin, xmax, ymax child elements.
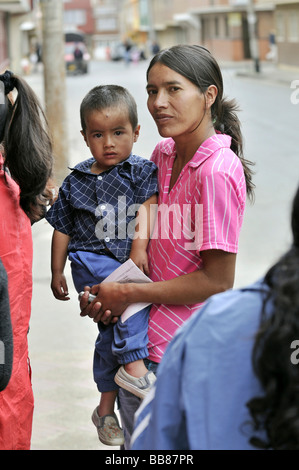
<box><xmin>79</xmin><ymin>249</ymin><xmax>236</xmax><ymax>323</ymax></box>
<box><xmin>79</xmin><ymin>282</ymin><xmax>130</xmax><ymax>325</ymax></box>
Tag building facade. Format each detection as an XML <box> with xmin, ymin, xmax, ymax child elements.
<box><xmin>275</xmin><ymin>0</ymin><xmax>299</xmax><ymax>67</ymax></box>
<box><xmin>117</xmin><ymin>0</ymin><xmax>299</xmax><ymax>67</ymax></box>
<box><xmin>0</xmin><ymin>10</ymin><xmax>9</xmax><ymax>71</ymax></box>
<box><xmin>118</xmin><ymin>0</ymin><xmax>275</xmax><ymax>62</ymax></box>
<box><xmin>63</xmin><ymin>0</ymin><xmax>95</xmax><ymax>47</ymax></box>
<box><xmin>0</xmin><ymin>0</ymin><xmax>38</xmax><ymax>73</ymax></box>
<box><xmin>1</xmin><ymin>0</ymin><xmax>298</xmax><ymax>76</ymax></box>
<box><xmin>92</xmin><ymin>0</ymin><xmax>121</xmax><ymax>59</ymax></box>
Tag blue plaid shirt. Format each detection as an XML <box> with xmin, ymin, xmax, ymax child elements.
<box><xmin>46</xmin><ymin>154</ymin><xmax>158</xmax><ymax>263</ymax></box>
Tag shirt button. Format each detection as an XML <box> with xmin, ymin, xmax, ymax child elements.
<box><xmin>98</xmin><ymin>175</ymin><xmax>102</xmax><ymax>180</ymax></box>
<box><xmin>104</xmin><ymin>237</ymin><xmax>110</xmax><ymax>242</ymax></box>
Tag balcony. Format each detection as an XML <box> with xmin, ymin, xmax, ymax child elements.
<box><xmin>0</xmin><ymin>0</ymin><xmax>31</xmax><ymax>14</ymax></box>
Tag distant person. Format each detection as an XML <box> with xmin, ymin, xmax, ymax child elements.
<box><xmin>0</xmin><ymin>70</ymin><xmax>53</xmax><ymax>450</ymax></box>
<box><xmin>131</xmin><ymin>47</ymin><xmax>140</xmax><ymax>65</ymax></box>
<box><xmin>132</xmin><ymin>183</ymin><xmax>299</xmax><ymax>450</ymax></box>
<box><xmin>139</xmin><ymin>47</ymin><xmax>146</xmax><ymax>61</ymax></box>
<box><xmin>106</xmin><ymin>46</ymin><xmax>111</xmax><ymax>61</ymax></box>
<box><xmin>29</xmin><ymin>49</ymin><xmax>38</xmax><ymax>73</ymax></box>
<box><xmin>123</xmin><ymin>40</ymin><xmax>132</xmax><ymax>65</ymax></box>
<box><xmin>74</xmin><ymin>43</ymin><xmax>83</xmax><ymax>61</ymax></box>
<box><xmin>20</xmin><ymin>55</ymin><xmax>30</xmax><ymax>75</ymax></box>
<box><xmin>45</xmin><ymin>85</ymin><xmax>158</xmax><ymax>447</ymax></box>
<box><xmin>151</xmin><ymin>41</ymin><xmax>160</xmax><ymax>55</ymax></box>
<box><xmin>36</xmin><ymin>43</ymin><xmax>42</xmax><ymax>63</ymax></box>
<box><xmin>73</xmin><ymin>43</ymin><xmax>84</xmax><ymax>72</ymax></box>
<box><xmin>79</xmin><ymin>45</ymin><xmax>255</xmax><ymax>448</ymax></box>
<box><xmin>266</xmin><ymin>31</ymin><xmax>277</xmax><ymax>61</ymax></box>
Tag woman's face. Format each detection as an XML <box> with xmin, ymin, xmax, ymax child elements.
<box><xmin>146</xmin><ymin>62</ymin><xmax>208</xmax><ymax>140</ymax></box>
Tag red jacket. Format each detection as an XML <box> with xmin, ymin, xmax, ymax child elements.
<box><xmin>0</xmin><ymin>154</ymin><xmax>34</xmax><ymax>450</ymax></box>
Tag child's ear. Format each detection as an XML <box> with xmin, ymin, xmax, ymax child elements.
<box><xmin>134</xmin><ymin>124</ymin><xmax>141</xmax><ymax>142</ymax></box>
<box><xmin>80</xmin><ymin>130</ymin><xmax>89</xmax><ymax>147</ymax></box>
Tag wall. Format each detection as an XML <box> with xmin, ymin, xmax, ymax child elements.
<box><xmin>0</xmin><ymin>12</ymin><xmax>9</xmax><ymax>70</ymax></box>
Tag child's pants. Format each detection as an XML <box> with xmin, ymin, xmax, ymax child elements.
<box><xmin>69</xmin><ymin>251</ymin><xmax>150</xmax><ymax>392</ymax></box>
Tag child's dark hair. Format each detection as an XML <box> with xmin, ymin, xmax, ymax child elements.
<box><xmin>147</xmin><ymin>44</ymin><xmax>255</xmax><ymax>201</ymax></box>
<box><xmin>0</xmin><ymin>70</ymin><xmax>53</xmax><ymax>222</ymax></box>
<box><xmin>80</xmin><ymin>84</ymin><xmax>138</xmax><ymax>133</ymax></box>
<box><xmin>246</xmin><ymin>185</ymin><xmax>299</xmax><ymax>449</ymax></box>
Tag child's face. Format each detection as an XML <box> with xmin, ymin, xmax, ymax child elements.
<box><xmin>81</xmin><ymin>105</ymin><xmax>140</xmax><ymax>173</ymax></box>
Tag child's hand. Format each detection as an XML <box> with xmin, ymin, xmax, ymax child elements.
<box><xmin>51</xmin><ymin>272</ymin><xmax>70</xmax><ymax>300</ymax></box>
<box><xmin>130</xmin><ymin>250</ymin><xmax>150</xmax><ymax>276</ymax></box>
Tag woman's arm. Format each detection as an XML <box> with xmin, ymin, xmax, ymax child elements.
<box><xmin>129</xmin><ymin>194</ymin><xmax>158</xmax><ymax>275</ymax></box>
<box><xmin>80</xmin><ymin>249</ymin><xmax>236</xmax><ymax>324</ymax></box>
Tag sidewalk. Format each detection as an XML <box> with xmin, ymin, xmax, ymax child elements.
<box><xmin>220</xmin><ymin>59</ymin><xmax>299</xmax><ymax>85</ymax></box>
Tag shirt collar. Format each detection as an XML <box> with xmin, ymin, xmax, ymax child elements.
<box><xmin>160</xmin><ymin>134</ymin><xmax>232</xmax><ymax>168</ymax></box>
<box><xmin>69</xmin><ymin>153</ymin><xmax>135</xmax><ymax>175</ymax></box>
<box><xmin>240</xmin><ymin>278</ymin><xmax>270</xmax><ymax>294</ymax></box>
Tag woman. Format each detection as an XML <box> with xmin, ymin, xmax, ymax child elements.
<box><xmin>0</xmin><ymin>70</ymin><xmax>53</xmax><ymax>450</ymax></box>
<box><xmin>131</xmin><ymin>184</ymin><xmax>299</xmax><ymax>450</ymax></box>
<box><xmin>79</xmin><ymin>45</ymin><xmax>255</xmax><ymax>447</ymax></box>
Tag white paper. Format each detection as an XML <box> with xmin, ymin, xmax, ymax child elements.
<box><xmin>101</xmin><ymin>258</ymin><xmax>152</xmax><ymax>323</ymax></box>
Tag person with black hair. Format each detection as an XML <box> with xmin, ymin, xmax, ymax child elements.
<box><xmin>80</xmin><ymin>45</ymin><xmax>255</xmax><ymax>448</ymax></box>
<box><xmin>0</xmin><ymin>70</ymin><xmax>53</xmax><ymax>450</ymax></box>
<box><xmin>131</xmin><ymin>184</ymin><xmax>299</xmax><ymax>450</ymax></box>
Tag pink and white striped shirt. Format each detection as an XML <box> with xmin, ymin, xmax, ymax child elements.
<box><xmin>147</xmin><ymin>133</ymin><xmax>246</xmax><ymax>362</ymax></box>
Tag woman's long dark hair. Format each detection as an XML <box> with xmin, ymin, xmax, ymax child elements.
<box><xmin>147</xmin><ymin>44</ymin><xmax>255</xmax><ymax>201</ymax></box>
<box><xmin>0</xmin><ymin>71</ymin><xmax>53</xmax><ymax>222</ymax></box>
<box><xmin>247</xmin><ymin>186</ymin><xmax>299</xmax><ymax>449</ymax></box>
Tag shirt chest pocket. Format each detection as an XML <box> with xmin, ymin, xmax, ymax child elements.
<box><xmin>96</xmin><ymin>177</ymin><xmax>136</xmax><ymax>208</ymax></box>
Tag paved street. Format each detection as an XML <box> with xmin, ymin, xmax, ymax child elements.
<box><xmin>25</xmin><ymin>58</ymin><xmax>299</xmax><ymax>450</ymax></box>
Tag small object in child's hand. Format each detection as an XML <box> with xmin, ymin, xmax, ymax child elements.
<box><xmin>78</xmin><ymin>291</ymin><xmax>97</xmax><ymax>303</ymax></box>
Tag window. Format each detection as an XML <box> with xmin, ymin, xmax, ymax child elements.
<box><xmin>276</xmin><ymin>11</ymin><xmax>285</xmax><ymax>42</ymax></box>
<box><xmin>214</xmin><ymin>17</ymin><xmax>219</xmax><ymax>37</ymax></box>
<box><xmin>224</xmin><ymin>15</ymin><xmax>230</xmax><ymax>38</ymax></box>
<box><xmin>202</xmin><ymin>17</ymin><xmax>211</xmax><ymax>41</ymax></box>
<box><xmin>96</xmin><ymin>17</ymin><xmax>117</xmax><ymax>31</ymax></box>
<box><xmin>288</xmin><ymin>10</ymin><xmax>299</xmax><ymax>42</ymax></box>
<box><xmin>64</xmin><ymin>10</ymin><xmax>86</xmax><ymax>26</ymax></box>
